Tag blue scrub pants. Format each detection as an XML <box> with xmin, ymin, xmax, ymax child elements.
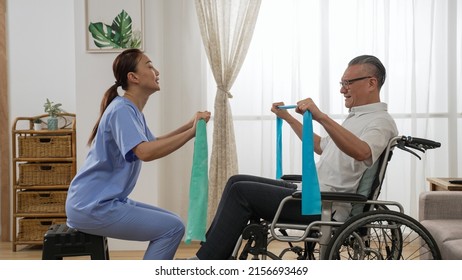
<box><xmin>78</xmin><ymin>200</ymin><xmax>185</xmax><ymax>260</ymax></box>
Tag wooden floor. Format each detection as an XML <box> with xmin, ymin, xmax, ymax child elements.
<box><xmin>0</xmin><ymin>241</ymin><xmax>201</xmax><ymax>260</ymax></box>
<box><xmin>0</xmin><ymin>236</ymin><xmax>425</xmax><ymax>260</ymax></box>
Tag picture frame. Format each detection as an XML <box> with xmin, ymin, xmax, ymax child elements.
<box><xmin>85</xmin><ymin>0</ymin><xmax>145</xmax><ymax>53</ymax></box>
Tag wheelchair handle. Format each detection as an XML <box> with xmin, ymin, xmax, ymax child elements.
<box><xmin>403</xmin><ymin>136</ymin><xmax>441</xmax><ymax>149</ymax></box>
<box><xmin>392</xmin><ymin>135</ymin><xmax>441</xmax><ymax>160</ymax></box>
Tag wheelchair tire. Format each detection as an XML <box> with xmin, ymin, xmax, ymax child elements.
<box><xmin>324</xmin><ymin>210</ymin><xmax>441</xmax><ymax>260</ymax></box>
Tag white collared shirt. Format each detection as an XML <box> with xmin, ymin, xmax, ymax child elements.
<box><xmin>316</xmin><ymin>102</ymin><xmax>398</xmax><ymax>221</ymax></box>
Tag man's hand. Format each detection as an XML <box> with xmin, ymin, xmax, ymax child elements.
<box><xmin>295</xmin><ymin>98</ymin><xmax>326</xmax><ymax>122</ymax></box>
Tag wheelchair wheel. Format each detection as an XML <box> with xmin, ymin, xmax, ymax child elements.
<box><xmin>324</xmin><ymin>210</ymin><xmax>441</xmax><ymax>260</ymax></box>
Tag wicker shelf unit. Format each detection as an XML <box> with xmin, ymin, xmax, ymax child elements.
<box><xmin>11</xmin><ymin>113</ymin><xmax>76</xmax><ymax>251</ymax></box>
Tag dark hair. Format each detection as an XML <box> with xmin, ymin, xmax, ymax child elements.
<box><xmin>348</xmin><ymin>55</ymin><xmax>386</xmax><ymax>90</ymax></box>
<box><xmin>88</xmin><ymin>48</ymin><xmax>144</xmax><ymax>145</ymax></box>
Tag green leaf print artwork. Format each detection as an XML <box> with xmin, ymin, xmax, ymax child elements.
<box><xmin>88</xmin><ymin>10</ymin><xmax>142</xmax><ymax>50</ymax></box>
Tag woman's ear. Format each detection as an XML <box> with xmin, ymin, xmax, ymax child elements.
<box><xmin>127</xmin><ymin>72</ymin><xmax>139</xmax><ymax>84</ymax></box>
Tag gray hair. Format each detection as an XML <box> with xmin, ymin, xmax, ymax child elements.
<box><xmin>348</xmin><ymin>55</ymin><xmax>386</xmax><ymax>89</ymax></box>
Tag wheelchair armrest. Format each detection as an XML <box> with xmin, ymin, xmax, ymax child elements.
<box><xmin>291</xmin><ymin>191</ymin><xmax>368</xmax><ymax>202</ymax></box>
<box><xmin>281</xmin><ymin>174</ymin><xmax>302</xmax><ymax>182</ymax></box>
<box><xmin>291</xmin><ymin>191</ymin><xmax>302</xmax><ymax>198</ymax></box>
<box><xmin>322</xmin><ymin>192</ymin><xmax>368</xmax><ymax>202</ymax></box>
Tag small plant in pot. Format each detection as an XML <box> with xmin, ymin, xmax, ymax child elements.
<box><xmin>43</xmin><ymin>98</ymin><xmax>63</xmax><ymax>130</ymax></box>
<box><xmin>33</xmin><ymin>118</ymin><xmax>42</xmax><ymax>130</ymax></box>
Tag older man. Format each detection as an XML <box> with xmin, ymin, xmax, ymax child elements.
<box><xmin>193</xmin><ymin>55</ymin><xmax>398</xmax><ymax>260</ymax></box>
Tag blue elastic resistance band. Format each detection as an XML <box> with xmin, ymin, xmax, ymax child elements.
<box><xmin>276</xmin><ymin>105</ymin><xmax>297</xmax><ymax>178</ymax></box>
<box><xmin>276</xmin><ymin>106</ymin><xmax>321</xmax><ymax>215</ymax></box>
<box><xmin>185</xmin><ymin>119</ymin><xmax>208</xmax><ymax>243</ymax></box>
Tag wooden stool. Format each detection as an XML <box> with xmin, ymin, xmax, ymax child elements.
<box><xmin>42</xmin><ymin>223</ymin><xmax>109</xmax><ymax>260</ymax></box>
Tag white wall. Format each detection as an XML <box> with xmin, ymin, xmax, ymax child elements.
<box><xmin>6</xmin><ymin>0</ymin><xmax>76</xmax><ymax>245</ymax></box>
<box><xmin>8</xmin><ymin>0</ymin><xmax>207</xmax><ymax>250</ymax></box>
<box><xmin>8</xmin><ymin>0</ymin><xmax>76</xmax><ymax>119</ymax></box>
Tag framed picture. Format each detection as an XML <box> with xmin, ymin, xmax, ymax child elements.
<box><xmin>85</xmin><ymin>0</ymin><xmax>145</xmax><ymax>52</ymax></box>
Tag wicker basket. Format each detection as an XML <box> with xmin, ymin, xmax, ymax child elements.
<box><xmin>18</xmin><ymin>135</ymin><xmax>72</xmax><ymax>158</ymax></box>
<box><xmin>17</xmin><ymin>191</ymin><xmax>67</xmax><ymax>213</ymax></box>
<box><xmin>18</xmin><ymin>163</ymin><xmax>73</xmax><ymax>186</ymax></box>
<box><xmin>17</xmin><ymin>218</ymin><xmax>67</xmax><ymax>241</ymax></box>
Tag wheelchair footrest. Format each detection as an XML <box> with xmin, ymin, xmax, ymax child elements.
<box><xmin>240</xmin><ymin>224</ymin><xmax>269</xmax><ymax>259</ymax></box>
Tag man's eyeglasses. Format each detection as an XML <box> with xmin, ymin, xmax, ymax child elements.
<box><xmin>339</xmin><ymin>76</ymin><xmax>372</xmax><ymax>89</ymax></box>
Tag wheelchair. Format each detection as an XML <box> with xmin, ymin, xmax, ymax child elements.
<box><xmin>231</xmin><ymin>135</ymin><xmax>442</xmax><ymax>260</ymax></box>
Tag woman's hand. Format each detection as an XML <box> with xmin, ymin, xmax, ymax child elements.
<box><xmin>190</xmin><ymin>111</ymin><xmax>211</xmax><ymax>132</ymax></box>
<box><xmin>197</xmin><ymin>111</ymin><xmax>211</xmax><ymax>123</ymax></box>
<box><xmin>192</xmin><ymin>111</ymin><xmax>211</xmax><ymax>124</ymax></box>
<box><xmin>134</xmin><ymin>111</ymin><xmax>211</xmax><ymax>161</ymax></box>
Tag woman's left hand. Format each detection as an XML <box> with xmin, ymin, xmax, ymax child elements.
<box><xmin>191</xmin><ymin>111</ymin><xmax>211</xmax><ymax>128</ymax></box>
<box><xmin>195</xmin><ymin>111</ymin><xmax>211</xmax><ymax>123</ymax></box>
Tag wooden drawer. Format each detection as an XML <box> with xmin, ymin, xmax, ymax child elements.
<box><xmin>17</xmin><ymin>191</ymin><xmax>67</xmax><ymax>213</ymax></box>
<box><xmin>18</xmin><ymin>135</ymin><xmax>72</xmax><ymax>158</ymax></box>
<box><xmin>17</xmin><ymin>218</ymin><xmax>67</xmax><ymax>242</ymax></box>
<box><xmin>18</xmin><ymin>163</ymin><xmax>73</xmax><ymax>186</ymax></box>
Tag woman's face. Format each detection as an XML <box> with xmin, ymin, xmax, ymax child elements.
<box><xmin>134</xmin><ymin>54</ymin><xmax>160</xmax><ymax>93</ymax></box>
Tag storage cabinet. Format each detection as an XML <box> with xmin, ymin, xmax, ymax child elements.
<box><xmin>11</xmin><ymin>113</ymin><xmax>76</xmax><ymax>251</ymax></box>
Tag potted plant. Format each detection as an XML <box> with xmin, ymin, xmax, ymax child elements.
<box><xmin>43</xmin><ymin>98</ymin><xmax>63</xmax><ymax>130</ymax></box>
<box><xmin>33</xmin><ymin>118</ymin><xmax>42</xmax><ymax>130</ymax></box>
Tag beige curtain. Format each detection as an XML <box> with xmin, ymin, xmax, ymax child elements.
<box><xmin>194</xmin><ymin>0</ymin><xmax>261</xmax><ymax>222</ymax></box>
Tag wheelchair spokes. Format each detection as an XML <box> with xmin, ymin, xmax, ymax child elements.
<box><xmin>233</xmin><ymin>135</ymin><xmax>442</xmax><ymax>261</ymax></box>
<box><xmin>325</xmin><ymin>210</ymin><xmax>440</xmax><ymax>260</ymax></box>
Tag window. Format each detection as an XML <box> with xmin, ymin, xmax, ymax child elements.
<box><xmin>206</xmin><ymin>0</ymin><xmax>461</xmax><ymax>217</ymax></box>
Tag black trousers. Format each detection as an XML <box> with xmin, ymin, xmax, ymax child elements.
<box><xmin>196</xmin><ymin>174</ymin><xmax>321</xmax><ymax>259</ymax></box>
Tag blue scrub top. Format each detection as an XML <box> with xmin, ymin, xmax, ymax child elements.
<box><xmin>66</xmin><ymin>96</ymin><xmax>155</xmax><ymax>229</ymax></box>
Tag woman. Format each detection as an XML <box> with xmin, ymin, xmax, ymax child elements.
<box><xmin>66</xmin><ymin>48</ymin><xmax>211</xmax><ymax>260</ymax></box>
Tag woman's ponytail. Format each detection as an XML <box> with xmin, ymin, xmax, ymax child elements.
<box><xmin>86</xmin><ymin>48</ymin><xmax>143</xmax><ymax>146</ymax></box>
<box><xmin>87</xmin><ymin>84</ymin><xmax>119</xmax><ymax>145</ymax></box>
